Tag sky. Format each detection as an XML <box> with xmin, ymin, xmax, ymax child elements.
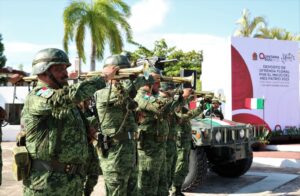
<box><xmin>0</xmin><ymin>0</ymin><xmax>299</xmax><ymax>73</ymax></box>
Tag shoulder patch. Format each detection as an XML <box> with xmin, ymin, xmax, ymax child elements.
<box><xmin>143</xmin><ymin>93</ymin><xmax>156</xmax><ymax>103</ymax></box>
<box><xmin>36</xmin><ymin>87</ymin><xmax>54</xmax><ymax>98</ymax></box>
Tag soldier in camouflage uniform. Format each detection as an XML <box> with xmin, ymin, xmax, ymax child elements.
<box><xmin>171</xmin><ymin>88</ymin><xmax>205</xmax><ymax>196</ymax></box>
<box><xmin>78</xmin><ymin>99</ymin><xmax>102</xmax><ymax>196</ymax></box>
<box><xmin>95</xmin><ymin>55</ymin><xmax>159</xmax><ymax>196</ymax></box>
<box><xmin>21</xmin><ymin>48</ymin><xmax>118</xmax><ymax>195</ymax></box>
<box><xmin>0</xmin><ymin>74</ymin><xmax>22</xmax><ymax>186</ymax></box>
<box><xmin>134</xmin><ymin>69</ymin><xmax>182</xmax><ymax>196</ymax></box>
<box><xmin>204</xmin><ymin>98</ymin><xmax>224</xmax><ymax>120</ymax></box>
<box><xmin>159</xmin><ymin>82</ymin><xmax>179</xmax><ymax>189</ymax></box>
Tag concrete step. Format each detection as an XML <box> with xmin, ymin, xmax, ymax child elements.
<box><xmin>252</xmin><ymin>144</ymin><xmax>300</xmax><ymax>168</ymax></box>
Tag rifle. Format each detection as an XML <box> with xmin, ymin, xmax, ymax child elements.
<box><xmin>136</xmin><ymin>56</ymin><xmax>178</xmax><ymax>70</ymax></box>
<box><xmin>193</xmin><ymin>91</ymin><xmax>214</xmax><ymax>98</ymax></box>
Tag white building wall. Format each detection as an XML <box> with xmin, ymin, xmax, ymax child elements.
<box><xmin>201</xmin><ymin>37</ymin><xmax>232</xmax><ymax>119</ymax></box>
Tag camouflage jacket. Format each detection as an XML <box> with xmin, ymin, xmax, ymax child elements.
<box><xmin>135</xmin><ymin>89</ymin><xmax>180</xmax><ymax>137</ymax></box>
<box><xmin>21</xmin><ymin>76</ymin><xmax>106</xmax><ymax>164</ymax></box>
<box><xmin>95</xmin><ymin>76</ymin><xmax>154</xmax><ymax>137</ymax></box>
<box><xmin>168</xmin><ymin>110</ymin><xmax>179</xmax><ymax>138</ymax></box>
<box><xmin>175</xmin><ymin>100</ymin><xmax>203</xmax><ymax>136</ymax></box>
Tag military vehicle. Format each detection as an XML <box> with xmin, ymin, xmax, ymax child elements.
<box><xmin>182</xmin><ymin>116</ymin><xmax>264</xmax><ymax>190</ymax></box>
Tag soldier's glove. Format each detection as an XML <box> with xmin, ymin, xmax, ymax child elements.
<box><xmin>127</xmin><ymin>100</ymin><xmax>138</xmax><ymax>111</ymax></box>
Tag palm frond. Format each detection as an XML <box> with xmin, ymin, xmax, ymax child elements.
<box><xmin>75</xmin><ymin>19</ymin><xmax>86</xmax><ymax>63</ymax></box>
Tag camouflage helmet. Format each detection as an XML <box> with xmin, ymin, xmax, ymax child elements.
<box><xmin>103</xmin><ymin>54</ymin><xmax>130</xmax><ymax>68</ymax></box>
<box><xmin>160</xmin><ymin>82</ymin><xmax>175</xmax><ymax>91</ymax></box>
<box><xmin>32</xmin><ymin>48</ymin><xmax>71</xmax><ymax>75</ymax></box>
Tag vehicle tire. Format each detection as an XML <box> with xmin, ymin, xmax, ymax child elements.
<box><xmin>182</xmin><ymin>147</ymin><xmax>208</xmax><ymax>191</ymax></box>
<box><xmin>211</xmin><ymin>155</ymin><xmax>253</xmax><ymax>178</ymax></box>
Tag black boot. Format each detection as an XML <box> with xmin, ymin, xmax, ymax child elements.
<box><xmin>171</xmin><ymin>186</ymin><xmax>185</xmax><ymax>196</ymax></box>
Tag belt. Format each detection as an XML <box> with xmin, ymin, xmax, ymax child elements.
<box><xmin>112</xmin><ymin>132</ymin><xmax>138</xmax><ymax>142</ymax></box>
<box><xmin>31</xmin><ymin>159</ymin><xmax>85</xmax><ymax>176</ymax></box>
<box><xmin>140</xmin><ymin>133</ymin><xmax>168</xmax><ymax>142</ymax></box>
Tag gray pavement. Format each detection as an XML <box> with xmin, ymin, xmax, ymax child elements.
<box><xmin>1</xmin><ymin>142</ymin><xmax>300</xmax><ymax>196</ymax></box>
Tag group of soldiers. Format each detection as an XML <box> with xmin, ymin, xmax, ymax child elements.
<box><xmin>1</xmin><ymin>48</ymin><xmax>222</xmax><ymax>196</ymax></box>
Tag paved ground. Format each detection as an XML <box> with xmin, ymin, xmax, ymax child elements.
<box><xmin>1</xmin><ymin>142</ymin><xmax>300</xmax><ymax>196</ymax></box>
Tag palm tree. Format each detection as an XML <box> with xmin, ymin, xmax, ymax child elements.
<box><xmin>254</xmin><ymin>27</ymin><xmax>300</xmax><ymax>41</ymax></box>
<box><xmin>63</xmin><ymin>0</ymin><xmax>133</xmax><ymax>71</ymax></box>
<box><xmin>0</xmin><ymin>34</ymin><xmax>7</xmax><ymax>68</ymax></box>
<box><xmin>234</xmin><ymin>9</ymin><xmax>267</xmax><ymax>37</ymax></box>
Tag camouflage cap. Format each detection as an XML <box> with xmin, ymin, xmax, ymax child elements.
<box><xmin>103</xmin><ymin>54</ymin><xmax>130</xmax><ymax>68</ymax></box>
<box><xmin>32</xmin><ymin>48</ymin><xmax>71</xmax><ymax>75</ymax></box>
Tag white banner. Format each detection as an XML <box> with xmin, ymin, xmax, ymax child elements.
<box><xmin>231</xmin><ymin>37</ymin><xmax>300</xmax><ymax>130</ymax></box>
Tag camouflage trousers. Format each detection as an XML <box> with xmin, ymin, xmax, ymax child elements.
<box><xmin>166</xmin><ymin>140</ymin><xmax>177</xmax><ymax>188</ymax></box>
<box><xmin>137</xmin><ymin>140</ymin><xmax>168</xmax><ymax>196</ymax></box>
<box><xmin>172</xmin><ymin>139</ymin><xmax>191</xmax><ymax>187</ymax></box>
<box><xmin>23</xmin><ymin>169</ymin><xmax>85</xmax><ymax>196</ymax></box>
<box><xmin>99</xmin><ymin>140</ymin><xmax>137</xmax><ymax>196</ymax></box>
<box><xmin>84</xmin><ymin>144</ymin><xmax>101</xmax><ymax>196</ymax></box>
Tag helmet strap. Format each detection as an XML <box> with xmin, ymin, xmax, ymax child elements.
<box><xmin>46</xmin><ymin>70</ymin><xmax>63</xmax><ymax>89</ymax></box>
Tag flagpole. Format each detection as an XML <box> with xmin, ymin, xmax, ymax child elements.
<box><xmin>262</xmin><ymin>96</ymin><xmax>265</xmax><ymax>126</ymax></box>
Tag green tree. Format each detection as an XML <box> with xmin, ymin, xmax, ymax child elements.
<box><xmin>254</xmin><ymin>27</ymin><xmax>300</xmax><ymax>41</ymax></box>
<box><xmin>131</xmin><ymin>39</ymin><xmax>203</xmax><ymax>90</ymax></box>
<box><xmin>234</xmin><ymin>9</ymin><xmax>267</xmax><ymax>37</ymax></box>
<box><xmin>0</xmin><ymin>34</ymin><xmax>7</xmax><ymax>69</ymax></box>
<box><xmin>18</xmin><ymin>63</ymin><xmax>24</xmax><ymax>71</ymax></box>
<box><xmin>63</xmin><ymin>0</ymin><xmax>133</xmax><ymax>71</ymax></box>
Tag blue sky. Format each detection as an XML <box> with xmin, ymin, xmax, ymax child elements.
<box><xmin>0</xmin><ymin>0</ymin><xmax>299</xmax><ymax>73</ymax></box>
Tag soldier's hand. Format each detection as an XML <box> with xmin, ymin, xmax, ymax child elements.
<box><xmin>9</xmin><ymin>74</ymin><xmax>23</xmax><ymax>84</ymax></box>
<box><xmin>68</xmin><ymin>71</ymin><xmax>78</xmax><ymax>79</ymax></box>
<box><xmin>102</xmin><ymin>65</ymin><xmax>119</xmax><ymax>81</ymax></box>
<box><xmin>182</xmin><ymin>88</ymin><xmax>192</xmax><ymax>99</ymax></box>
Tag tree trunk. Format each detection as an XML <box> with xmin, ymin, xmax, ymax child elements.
<box><xmin>90</xmin><ymin>42</ymin><xmax>96</xmax><ymax>71</ymax></box>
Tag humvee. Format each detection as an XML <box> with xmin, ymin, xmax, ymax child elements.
<box><xmin>182</xmin><ymin>116</ymin><xmax>263</xmax><ymax>190</ymax></box>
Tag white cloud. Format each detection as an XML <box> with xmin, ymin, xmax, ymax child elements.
<box><xmin>129</xmin><ymin>0</ymin><xmax>170</xmax><ymax>33</ymax></box>
<box><xmin>3</xmin><ymin>41</ymin><xmax>77</xmax><ymax>72</ymax></box>
<box><xmin>4</xmin><ymin>42</ymin><xmax>61</xmax><ymax>53</ymax></box>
